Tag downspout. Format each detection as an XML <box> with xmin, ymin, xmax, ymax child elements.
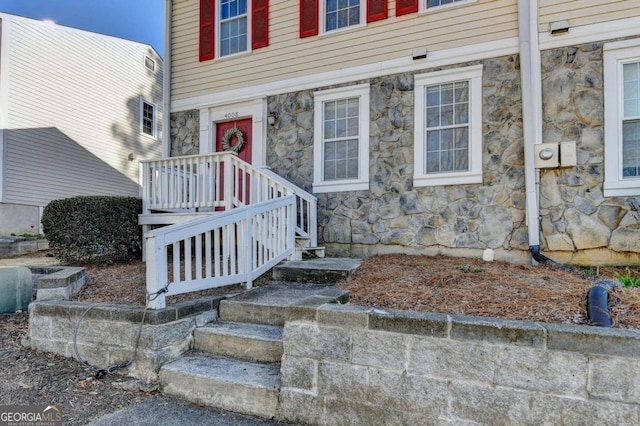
<box><xmin>517</xmin><ymin>0</ymin><xmax>554</xmax><ymax>264</ymax></box>
<box><xmin>162</xmin><ymin>0</ymin><xmax>172</xmax><ymax>158</ymax></box>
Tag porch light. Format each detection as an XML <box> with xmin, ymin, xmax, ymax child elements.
<box><xmin>267</xmin><ymin>112</ymin><xmax>277</xmax><ymax>126</ymax></box>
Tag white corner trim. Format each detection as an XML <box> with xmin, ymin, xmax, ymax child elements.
<box><xmin>539</xmin><ymin>16</ymin><xmax>640</xmax><ymax>51</ymax></box>
<box><xmin>0</xmin><ymin>129</ymin><xmax>4</xmax><ymax>201</ymax></box>
<box><xmin>0</xmin><ymin>18</ymin><xmax>10</xmax><ymax>129</ymax></box>
<box><xmin>171</xmin><ymin>37</ymin><xmax>519</xmax><ymax>112</ymax></box>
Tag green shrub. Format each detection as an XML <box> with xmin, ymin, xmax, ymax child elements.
<box><xmin>42</xmin><ymin>196</ymin><xmax>142</xmax><ymax>264</ymax></box>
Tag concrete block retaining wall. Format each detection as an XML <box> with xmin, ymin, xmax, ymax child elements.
<box><xmin>27</xmin><ymin>298</ymin><xmax>221</xmax><ymax>382</ymax></box>
<box><xmin>30</xmin><ymin>266</ymin><xmax>87</xmax><ymax>300</ymax></box>
<box><xmin>280</xmin><ymin>304</ymin><xmax>640</xmax><ymax>425</ymax></box>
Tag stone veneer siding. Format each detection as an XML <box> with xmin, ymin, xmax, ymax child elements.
<box><xmin>267</xmin><ymin>56</ymin><xmax>529</xmax><ymax>260</ymax></box>
<box><xmin>539</xmin><ymin>41</ymin><xmax>640</xmax><ymax>263</ymax></box>
<box><xmin>170</xmin><ymin>42</ymin><xmax>640</xmax><ymax>263</ymax></box>
<box><xmin>170</xmin><ymin>110</ymin><xmax>200</xmax><ymax>157</ymax></box>
<box><xmin>280</xmin><ymin>304</ymin><xmax>640</xmax><ymax>425</ymax></box>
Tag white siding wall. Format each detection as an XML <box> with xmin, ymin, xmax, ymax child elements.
<box><xmin>171</xmin><ymin>0</ymin><xmax>518</xmax><ymax>103</ymax></box>
<box><xmin>0</xmin><ymin>13</ymin><xmax>163</xmax><ymax>207</ymax></box>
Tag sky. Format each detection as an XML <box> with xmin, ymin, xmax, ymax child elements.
<box><xmin>0</xmin><ymin>0</ymin><xmax>165</xmax><ymax>56</ymax></box>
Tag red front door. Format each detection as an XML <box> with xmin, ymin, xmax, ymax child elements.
<box><xmin>215</xmin><ymin>118</ymin><xmax>252</xmax><ymax>206</ymax></box>
<box><xmin>216</xmin><ymin>118</ymin><xmax>252</xmax><ymax>164</ymax></box>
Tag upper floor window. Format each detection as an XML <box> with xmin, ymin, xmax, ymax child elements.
<box><xmin>313</xmin><ymin>84</ymin><xmax>370</xmax><ymax>192</ymax></box>
<box><xmin>324</xmin><ymin>0</ymin><xmax>363</xmax><ymax>32</ymax></box>
<box><xmin>199</xmin><ymin>0</ymin><xmax>268</xmax><ymax>62</ymax></box>
<box><xmin>397</xmin><ymin>0</ymin><xmax>476</xmax><ymax>16</ymax></box>
<box><xmin>140</xmin><ymin>99</ymin><xmax>156</xmax><ymax>138</ymax></box>
<box><xmin>413</xmin><ymin>65</ymin><xmax>482</xmax><ymax>187</ymax></box>
<box><xmin>425</xmin><ymin>0</ymin><xmax>470</xmax><ymax>9</ymax></box>
<box><xmin>604</xmin><ymin>39</ymin><xmax>640</xmax><ymax>196</ymax></box>
<box><xmin>220</xmin><ymin>0</ymin><xmax>248</xmax><ymax>56</ymax></box>
<box><xmin>300</xmin><ymin>0</ymin><xmax>387</xmax><ymax>38</ymax></box>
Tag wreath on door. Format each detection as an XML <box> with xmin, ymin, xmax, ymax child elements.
<box><xmin>221</xmin><ymin>126</ymin><xmax>245</xmax><ymax>154</ymax></box>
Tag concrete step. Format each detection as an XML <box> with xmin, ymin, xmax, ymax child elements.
<box><xmin>219</xmin><ymin>281</ymin><xmax>349</xmax><ymax>326</ymax></box>
<box><xmin>193</xmin><ymin>321</ymin><xmax>283</xmax><ymax>363</ymax></box>
<box><xmin>272</xmin><ymin>258</ymin><xmax>361</xmax><ymax>284</ymax></box>
<box><xmin>159</xmin><ymin>354</ymin><xmax>280</xmax><ymax>419</ymax></box>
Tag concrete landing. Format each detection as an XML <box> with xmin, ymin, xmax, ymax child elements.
<box><xmin>219</xmin><ymin>281</ymin><xmax>350</xmax><ymax>326</ymax></box>
<box><xmin>272</xmin><ymin>257</ymin><xmax>361</xmax><ymax>284</ymax></box>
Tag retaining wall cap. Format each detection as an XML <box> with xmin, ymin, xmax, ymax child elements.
<box><xmin>318</xmin><ymin>303</ymin><xmax>640</xmax><ymax>356</ymax></box>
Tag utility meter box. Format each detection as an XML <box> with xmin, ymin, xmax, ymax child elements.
<box><xmin>559</xmin><ymin>141</ymin><xmax>577</xmax><ymax>167</ymax></box>
<box><xmin>534</xmin><ymin>143</ymin><xmax>559</xmax><ymax>168</ymax></box>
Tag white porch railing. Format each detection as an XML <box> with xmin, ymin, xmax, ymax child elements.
<box><xmin>145</xmin><ymin>196</ymin><xmax>296</xmax><ymax>309</ymax></box>
<box><xmin>139</xmin><ymin>152</ymin><xmax>317</xmax><ymax>246</ymax></box>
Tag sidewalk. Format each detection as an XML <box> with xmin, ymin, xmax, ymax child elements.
<box><xmin>88</xmin><ymin>396</ymin><xmax>291</xmax><ymax>426</ymax></box>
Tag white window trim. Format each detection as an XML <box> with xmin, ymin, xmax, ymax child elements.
<box><xmin>604</xmin><ymin>39</ymin><xmax>640</xmax><ymax>197</ymax></box>
<box><xmin>140</xmin><ymin>98</ymin><xmax>157</xmax><ymax>139</ymax></box>
<box><xmin>215</xmin><ymin>0</ymin><xmax>252</xmax><ymax>59</ymax></box>
<box><xmin>319</xmin><ymin>0</ymin><xmax>366</xmax><ymax>36</ymax></box>
<box><xmin>413</xmin><ymin>64</ymin><xmax>483</xmax><ymax>187</ymax></box>
<box><xmin>313</xmin><ymin>83</ymin><xmax>370</xmax><ymax>193</ymax></box>
<box><xmin>419</xmin><ymin>0</ymin><xmax>477</xmax><ymax>14</ymax></box>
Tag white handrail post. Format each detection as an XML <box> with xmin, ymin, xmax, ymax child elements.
<box><xmin>288</xmin><ymin>198</ymin><xmax>296</xmax><ymax>259</ymax></box>
<box><xmin>245</xmin><ymin>208</ymin><xmax>253</xmax><ymax>289</ymax></box>
<box><xmin>224</xmin><ymin>154</ymin><xmax>233</xmax><ymax>210</ymax></box>
<box><xmin>146</xmin><ymin>232</ymin><xmax>167</xmax><ymax>309</ymax></box>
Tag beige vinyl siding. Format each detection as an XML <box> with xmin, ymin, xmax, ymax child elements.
<box><xmin>539</xmin><ymin>0</ymin><xmax>640</xmax><ymax>31</ymax></box>
<box><xmin>171</xmin><ymin>0</ymin><xmax>518</xmax><ymax>102</ymax></box>
<box><xmin>0</xmin><ymin>14</ymin><xmax>163</xmax><ymax>206</ymax></box>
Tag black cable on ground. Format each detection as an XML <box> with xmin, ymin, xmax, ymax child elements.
<box><xmin>72</xmin><ymin>284</ymin><xmax>169</xmax><ymax>380</ymax></box>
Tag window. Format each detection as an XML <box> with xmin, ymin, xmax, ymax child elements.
<box><xmin>140</xmin><ymin>99</ymin><xmax>156</xmax><ymax>138</ymax></box>
<box><xmin>199</xmin><ymin>0</ymin><xmax>268</xmax><ymax>62</ymax></box>
<box><xmin>219</xmin><ymin>0</ymin><xmax>248</xmax><ymax>56</ymax></box>
<box><xmin>413</xmin><ymin>65</ymin><xmax>482</xmax><ymax>187</ymax></box>
<box><xmin>396</xmin><ymin>0</ymin><xmax>475</xmax><ymax>16</ymax></box>
<box><xmin>300</xmin><ymin>0</ymin><xmax>387</xmax><ymax>38</ymax></box>
<box><xmin>604</xmin><ymin>39</ymin><xmax>640</xmax><ymax>196</ymax></box>
<box><xmin>425</xmin><ymin>0</ymin><xmax>470</xmax><ymax>9</ymax></box>
<box><xmin>313</xmin><ymin>84</ymin><xmax>370</xmax><ymax>192</ymax></box>
<box><xmin>324</xmin><ymin>0</ymin><xmax>363</xmax><ymax>32</ymax></box>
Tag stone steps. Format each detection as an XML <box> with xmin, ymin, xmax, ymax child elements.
<box><xmin>159</xmin><ymin>258</ymin><xmax>357</xmax><ymax>420</ymax></box>
<box><xmin>272</xmin><ymin>258</ymin><xmax>360</xmax><ymax>283</ymax></box>
<box><xmin>193</xmin><ymin>321</ymin><xmax>283</xmax><ymax>363</ymax></box>
<box><xmin>159</xmin><ymin>354</ymin><xmax>280</xmax><ymax>419</ymax></box>
<box><xmin>219</xmin><ymin>282</ymin><xmax>349</xmax><ymax>326</ymax></box>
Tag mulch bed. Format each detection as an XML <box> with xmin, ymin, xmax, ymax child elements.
<box><xmin>68</xmin><ymin>252</ymin><xmax>640</xmax><ymax>329</ymax></box>
<box><xmin>339</xmin><ymin>254</ymin><xmax>640</xmax><ymax>329</ymax></box>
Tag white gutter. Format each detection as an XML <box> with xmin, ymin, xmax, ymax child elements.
<box><xmin>517</xmin><ymin>0</ymin><xmax>543</xmax><ymax>253</ymax></box>
<box><xmin>162</xmin><ymin>0</ymin><xmax>172</xmax><ymax>158</ymax></box>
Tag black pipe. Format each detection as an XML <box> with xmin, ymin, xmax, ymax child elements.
<box><xmin>529</xmin><ymin>245</ymin><xmax>556</xmax><ymax>264</ymax></box>
<box><xmin>587</xmin><ymin>280</ymin><xmax>615</xmax><ymax>327</ymax></box>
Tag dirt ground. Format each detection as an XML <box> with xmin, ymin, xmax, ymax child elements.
<box><xmin>1</xmin><ymin>250</ymin><xmax>640</xmax><ymax>424</ymax></box>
